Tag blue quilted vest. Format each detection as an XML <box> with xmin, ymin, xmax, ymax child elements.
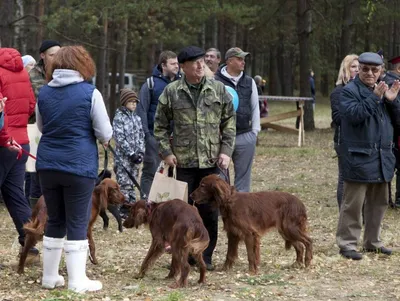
<box><xmin>36</xmin><ymin>82</ymin><xmax>98</xmax><ymax>179</ymax></box>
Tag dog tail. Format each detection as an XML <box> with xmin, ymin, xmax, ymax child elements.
<box><xmin>187</xmin><ymin>224</ymin><xmax>210</xmax><ymax>254</ymax></box>
<box><xmin>23</xmin><ymin>216</ymin><xmax>46</xmax><ymax>236</ymax></box>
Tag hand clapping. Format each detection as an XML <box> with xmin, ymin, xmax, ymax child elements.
<box><xmin>374</xmin><ymin>82</ymin><xmax>388</xmax><ymax>99</ymax></box>
<box><xmin>384</xmin><ymin>80</ymin><xmax>400</xmax><ymax>101</ymax></box>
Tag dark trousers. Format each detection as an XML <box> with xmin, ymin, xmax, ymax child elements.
<box><xmin>140</xmin><ymin>135</ymin><xmax>161</xmax><ymax>199</ymax></box>
<box><xmin>25</xmin><ymin>172</ymin><xmax>42</xmax><ymax>208</ymax></box>
<box><xmin>39</xmin><ymin>170</ymin><xmax>95</xmax><ymax>240</ymax></box>
<box><xmin>176</xmin><ymin>167</ymin><xmax>219</xmax><ymax>264</ymax></box>
<box><xmin>0</xmin><ymin>144</ymin><xmax>31</xmax><ymax>246</ymax></box>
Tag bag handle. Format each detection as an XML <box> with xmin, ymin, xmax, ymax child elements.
<box><xmin>163</xmin><ymin>164</ymin><xmax>177</xmax><ymax>179</ymax></box>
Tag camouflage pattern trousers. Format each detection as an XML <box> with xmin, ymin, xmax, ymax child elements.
<box><xmin>114</xmin><ymin>162</ymin><xmax>140</xmax><ymax>204</ymax></box>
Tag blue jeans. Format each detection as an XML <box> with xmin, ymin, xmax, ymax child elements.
<box><xmin>39</xmin><ymin>170</ymin><xmax>95</xmax><ymax>240</ymax></box>
<box><xmin>0</xmin><ymin>144</ymin><xmax>32</xmax><ymax>246</ymax></box>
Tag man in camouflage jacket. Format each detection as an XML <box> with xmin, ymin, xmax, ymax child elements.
<box><xmin>154</xmin><ymin>46</ymin><xmax>236</xmax><ymax>270</ymax></box>
<box><xmin>26</xmin><ymin>40</ymin><xmax>61</xmax><ymax>208</ymax></box>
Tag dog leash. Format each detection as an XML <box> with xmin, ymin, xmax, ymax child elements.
<box><xmin>95</xmin><ymin>146</ymin><xmax>110</xmax><ymax>186</ymax></box>
<box><xmin>208</xmin><ymin>157</ymin><xmax>230</xmax><ymax>185</ymax></box>
<box><xmin>107</xmin><ymin>144</ymin><xmax>147</xmax><ymax>199</ymax></box>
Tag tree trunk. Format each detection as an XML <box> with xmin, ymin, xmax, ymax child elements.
<box><xmin>96</xmin><ymin>10</ymin><xmax>108</xmax><ymax>99</ymax></box>
<box><xmin>0</xmin><ymin>0</ymin><xmax>14</xmax><ymax>47</ymax></box>
<box><xmin>340</xmin><ymin>0</ymin><xmax>357</xmax><ymax>59</ymax></box>
<box><xmin>268</xmin><ymin>45</ymin><xmax>281</xmax><ymax>95</ymax></box>
<box><xmin>282</xmin><ymin>49</ymin><xmax>294</xmax><ymax>96</ymax></box>
<box><xmin>212</xmin><ymin>15</ymin><xmax>218</xmax><ymax>48</ymax></box>
<box><xmin>36</xmin><ymin>0</ymin><xmax>45</xmax><ymax>49</ymax></box>
<box><xmin>118</xmin><ymin>17</ymin><xmax>128</xmax><ymax>90</ymax></box>
<box><xmin>297</xmin><ymin>0</ymin><xmax>314</xmax><ymax>131</ymax></box>
<box><xmin>109</xmin><ymin>49</ymin><xmax>118</xmax><ymax>122</ymax></box>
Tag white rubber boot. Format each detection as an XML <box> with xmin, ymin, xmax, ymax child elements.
<box><xmin>42</xmin><ymin>236</ymin><xmax>65</xmax><ymax>289</ymax></box>
<box><xmin>64</xmin><ymin>240</ymin><xmax>102</xmax><ymax>293</ymax></box>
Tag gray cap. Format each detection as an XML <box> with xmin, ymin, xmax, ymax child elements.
<box><xmin>358</xmin><ymin>52</ymin><xmax>383</xmax><ymax>66</ymax></box>
<box><xmin>225</xmin><ymin>47</ymin><xmax>250</xmax><ymax>60</ymax></box>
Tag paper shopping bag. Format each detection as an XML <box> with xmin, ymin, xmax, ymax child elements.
<box><xmin>26</xmin><ymin>124</ymin><xmax>42</xmax><ymax>172</ymax></box>
<box><xmin>148</xmin><ymin>165</ymin><xmax>188</xmax><ymax>203</ymax></box>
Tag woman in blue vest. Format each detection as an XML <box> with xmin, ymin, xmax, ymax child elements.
<box><xmin>36</xmin><ymin>46</ymin><xmax>112</xmax><ymax>293</ymax></box>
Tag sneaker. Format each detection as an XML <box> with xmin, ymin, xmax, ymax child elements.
<box><xmin>339</xmin><ymin>249</ymin><xmax>363</xmax><ymax>260</ymax></box>
<box><xmin>363</xmin><ymin>246</ymin><xmax>392</xmax><ymax>255</ymax></box>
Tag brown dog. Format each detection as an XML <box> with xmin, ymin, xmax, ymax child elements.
<box><xmin>18</xmin><ymin>178</ymin><xmax>125</xmax><ymax>274</ymax></box>
<box><xmin>123</xmin><ymin>199</ymin><xmax>209</xmax><ymax>288</ymax></box>
<box><xmin>191</xmin><ymin>174</ymin><xmax>313</xmax><ymax>274</ymax></box>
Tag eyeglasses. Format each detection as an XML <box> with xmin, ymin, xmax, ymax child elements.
<box><xmin>360</xmin><ymin>66</ymin><xmax>381</xmax><ymax>74</ymax></box>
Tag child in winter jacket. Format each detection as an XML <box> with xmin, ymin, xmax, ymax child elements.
<box><xmin>113</xmin><ymin>89</ymin><xmax>145</xmax><ymax>214</ymax></box>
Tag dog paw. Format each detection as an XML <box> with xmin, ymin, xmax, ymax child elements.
<box><xmin>168</xmin><ymin>282</ymin><xmax>181</xmax><ymax>289</ymax></box>
<box><xmin>291</xmin><ymin>262</ymin><xmax>303</xmax><ymax>269</ymax></box>
<box><xmin>134</xmin><ymin>273</ymin><xmax>145</xmax><ymax>279</ymax></box>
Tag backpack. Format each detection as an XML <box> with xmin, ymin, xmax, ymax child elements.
<box><xmin>146</xmin><ymin>76</ymin><xmax>154</xmax><ymax>99</ymax></box>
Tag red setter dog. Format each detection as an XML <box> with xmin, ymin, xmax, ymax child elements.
<box><xmin>123</xmin><ymin>199</ymin><xmax>209</xmax><ymax>288</ymax></box>
<box><xmin>17</xmin><ymin>178</ymin><xmax>125</xmax><ymax>274</ymax></box>
<box><xmin>191</xmin><ymin>174</ymin><xmax>313</xmax><ymax>274</ymax></box>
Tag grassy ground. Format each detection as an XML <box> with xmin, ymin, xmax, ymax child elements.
<box><xmin>1</xmin><ymin>97</ymin><xmax>400</xmax><ymax>301</ymax></box>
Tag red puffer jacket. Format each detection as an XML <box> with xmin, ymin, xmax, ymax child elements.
<box><xmin>0</xmin><ymin>48</ymin><xmax>35</xmax><ymax>146</ymax></box>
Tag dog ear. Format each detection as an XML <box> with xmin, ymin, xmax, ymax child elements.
<box><xmin>99</xmin><ymin>181</ymin><xmax>109</xmax><ymax>208</ymax></box>
<box><xmin>212</xmin><ymin>178</ymin><xmax>231</xmax><ymax>206</ymax></box>
<box><xmin>135</xmin><ymin>207</ymin><xmax>147</xmax><ymax>229</ymax></box>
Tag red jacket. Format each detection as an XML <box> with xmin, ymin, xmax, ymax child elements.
<box><xmin>0</xmin><ymin>48</ymin><xmax>35</xmax><ymax>146</ymax></box>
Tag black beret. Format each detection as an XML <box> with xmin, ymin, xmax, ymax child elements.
<box><xmin>358</xmin><ymin>52</ymin><xmax>383</xmax><ymax>66</ymax></box>
<box><xmin>178</xmin><ymin>46</ymin><xmax>205</xmax><ymax>64</ymax></box>
<box><xmin>39</xmin><ymin>40</ymin><xmax>61</xmax><ymax>54</ymax></box>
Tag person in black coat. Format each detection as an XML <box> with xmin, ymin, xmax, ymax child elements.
<box><xmin>336</xmin><ymin>52</ymin><xmax>400</xmax><ymax>261</ymax></box>
<box><xmin>330</xmin><ymin>54</ymin><xmax>359</xmax><ymax>209</ymax></box>
<box><xmin>384</xmin><ymin>55</ymin><xmax>400</xmax><ymax>207</ymax></box>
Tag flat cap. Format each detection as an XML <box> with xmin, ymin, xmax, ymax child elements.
<box><xmin>39</xmin><ymin>40</ymin><xmax>61</xmax><ymax>54</ymax></box>
<box><xmin>225</xmin><ymin>47</ymin><xmax>250</xmax><ymax>60</ymax></box>
<box><xmin>178</xmin><ymin>46</ymin><xmax>205</xmax><ymax>64</ymax></box>
<box><xmin>389</xmin><ymin>56</ymin><xmax>400</xmax><ymax>65</ymax></box>
<box><xmin>358</xmin><ymin>52</ymin><xmax>383</xmax><ymax>66</ymax></box>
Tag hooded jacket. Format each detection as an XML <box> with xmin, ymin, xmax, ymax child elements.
<box><xmin>0</xmin><ymin>48</ymin><xmax>36</xmax><ymax>146</ymax></box>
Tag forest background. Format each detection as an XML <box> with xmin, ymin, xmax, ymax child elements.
<box><xmin>0</xmin><ymin>0</ymin><xmax>399</xmax><ymax>129</ymax></box>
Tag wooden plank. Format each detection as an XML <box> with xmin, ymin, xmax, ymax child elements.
<box><xmin>260</xmin><ymin>110</ymin><xmax>301</xmax><ymax>125</ymax></box>
<box><xmin>262</xmin><ymin>123</ymin><xmax>299</xmax><ymax>134</ymax></box>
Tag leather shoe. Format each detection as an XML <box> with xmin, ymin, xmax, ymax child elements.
<box><xmin>339</xmin><ymin>249</ymin><xmax>363</xmax><ymax>260</ymax></box>
<box><xmin>364</xmin><ymin>246</ymin><xmax>392</xmax><ymax>255</ymax></box>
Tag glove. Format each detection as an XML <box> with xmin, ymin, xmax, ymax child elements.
<box><xmin>130</xmin><ymin>152</ymin><xmax>144</xmax><ymax>164</ymax></box>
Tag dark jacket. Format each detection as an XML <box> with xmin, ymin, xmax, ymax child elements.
<box><xmin>214</xmin><ymin>66</ymin><xmax>253</xmax><ymax>134</ymax></box>
<box><xmin>383</xmin><ymin>71</ymin><xmax>400</xmax><ymax>137</ymax></box>
<box><xmin>330</xmin><ymin>83</ymin><xmax>344</xmax><ymax>144</ymax></box>
<box><xmin>137</xmin><ymin>65</ymin><xmax>181</xmax><ymax>136</ymax></box>
<box><xmin>339</xmin><ymin>76</ymin><xmax>395</xmax><ymax>183</ymax></box>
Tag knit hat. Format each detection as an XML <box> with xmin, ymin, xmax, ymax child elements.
<box><xmin>39</xmin><ymin>40</ymin><xmax>61</xmax><ymax>54</ymax></box>
<box><xmin>21</xmin><ymin>55</ymin><xmax>36</xmax><ymax>67</ymax></box>
<box><xmin>120</xmin><ymin>89</ymin><xmax>139</xmax><ymax>106</ymax></box>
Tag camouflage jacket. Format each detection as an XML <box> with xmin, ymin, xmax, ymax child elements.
<box><xmin>29</xmin><ymin>63</ymin><xmax>46</xmax><ymax>99</ymax></box>
<box><xmin>154</xmin><ymin>75</ymin><xmax>236</xmax><ymax>169</ymax></box>
<box><xmin>112</xmin><ymin>107</ymin><xmax>145</xmax><ymax>163</ymax></box>
<box><xmin>28</xmin><ymin>63</ymin><xmax>46</xmax><ymax>124</ymax></box>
